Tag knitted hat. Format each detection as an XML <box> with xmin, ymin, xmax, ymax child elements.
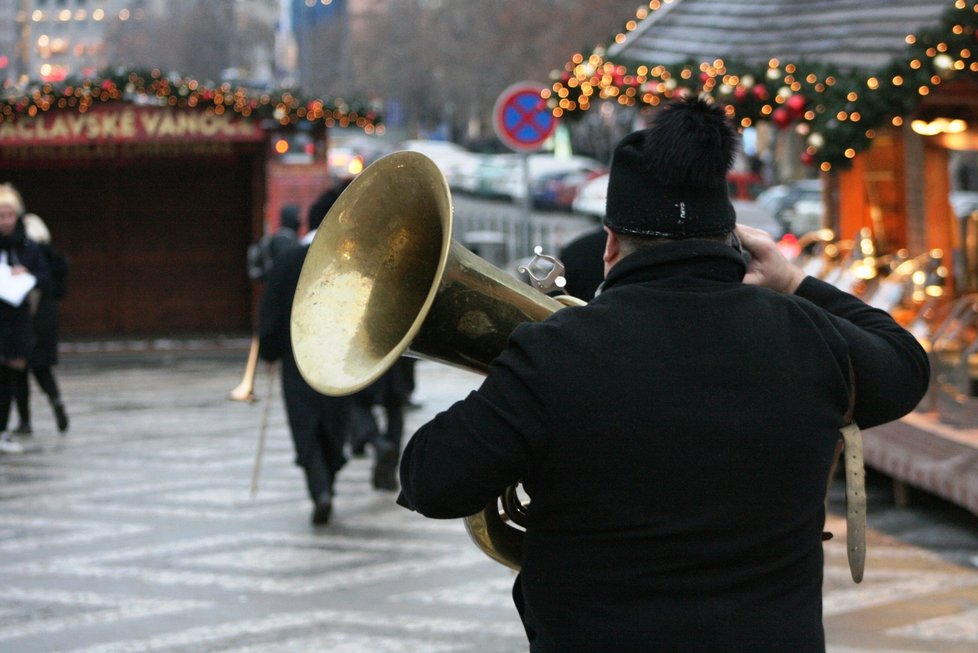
<box><xmin>604</xmin><ymin>97</ymin><xmax>739</xmax><ymax>238</ymax></box>
<box><xmin>0</xmin><ymin>184</ymin><xmax>24</xmax><ymax>216</ymax></box>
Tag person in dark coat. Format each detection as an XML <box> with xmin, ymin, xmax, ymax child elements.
<box><xmin>397</xmin><ymin>99</ymin><xmax>930</xmax><ymax>652</ymax></box>
<box><xmin>247</xmin><ymin>204</ymin><xmax>300</xmax><ymax>282</ymax></box>
<box><xmin>349</xmin><ymin>357</ymin><xmax>413</xmax><ymax>490</ymax></box>
<box><xmin>258</xmin><ymin>188</ymin><xmax>351</xmax><ymax>526</ymax></box>
<box><xmin>11</xmin><ymin>214</ymin><xmax>69</xmax><ymax>435</ymax></box>
<box><xmin>0</xmin><ymin>185</ymin><xmax>49</xmax><ymax>454</ymax></box>
<box><xmin>558</xmin><ymin>226</ymin><xmax>607</xmax><ymax>301</ymax></box>
<box><xmin>267</xmin><ymin>204</ymin><xmax>300</xmax><ymax>260</ymax></box>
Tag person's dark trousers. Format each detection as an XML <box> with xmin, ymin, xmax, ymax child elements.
<box><xmin>12</xmin><ymin>366</ymin><xmax>67</xmax><ymax>433</ymax></box>
<box><xmin>0</xmin><ymin>366</ymin><xmax>14</xmax><ymax>432</ymax></box>
<box><xmin>12</xmin><ymin>368</ymin><xmax>29</xmax><ymax>432</ymax></box>
<box><xmin>32</xmin><ymin>367</ymin><xmax>62</xmax><ymax>402</ymax></box>
<box><xmin>302</xmin><ymin>458</ymin><xmax>333</xmax><ymax>505</ymax></box>
<box><xmin>382</xmin><ymin>397</ymin><xmax>404</xmax><ymax>451</ymax></box>
<box><xmin>298</xmin><ymin>427</ymin><xmax>339</xmax><ymax>526</ymax></box>
<box><xmin>350</xmin><ymin>398</ymin><xmax>379</xmax><ymax>456</ymax></box>
<box><xmin>372</xmin><ymin>397</ymin><xmax>405</xmax><ymax>491</ymax></box>
<box><xmin>35</xmin><ymin>367</ymin><xmax>69</xmax><ymax>432</ymax></box>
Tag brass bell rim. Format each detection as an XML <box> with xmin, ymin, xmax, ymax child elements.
<box><xmin>291</xmin><ymin>150</ymin><xmax>455</xmax><ymax>396</ymax></box>
<box><xmin>340</xmin><ymin>151</ymin><xmax>454</xmax><ymax>396</ymax></box>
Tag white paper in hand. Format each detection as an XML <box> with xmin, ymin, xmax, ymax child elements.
<box><xmin>0</xmin><ymin>261</ymin><xmax>36</xmax><ymax>307</ymax></box>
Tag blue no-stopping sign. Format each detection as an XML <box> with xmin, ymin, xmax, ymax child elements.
<box><xmin>493</xmin><ymin>82</ymin><xmax>556</xmax><ymax>152</ymax></box>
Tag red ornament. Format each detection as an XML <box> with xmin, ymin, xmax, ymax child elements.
<box><xmin>786</xmin><ymin>94</ymin><xmax>807</xmax><ymax>117</ymax></box>
<box><xmin>734</xmin><ymin>86</ymin><xmax>748</xmax><ymax>102</ymax></box>
<box><xmin>772</xmin><ymin>107</ymin><xmax>792</xmax><ymax>128</ymax></box>
<box><xmin>800</xmin><ymin>151</ymin><xmax>814</xmax><ymax>166</ymax></box>
<box><xmin>752</xmin><ymin>85</ymin><xmax>769</xmax><ymax>101</ymax></box>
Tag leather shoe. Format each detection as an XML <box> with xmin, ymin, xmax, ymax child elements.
<box><xmin>372</xmin><ymin>441</ymin><xmax>399</xmax><ymax>491</ymax></box>
<box><xmin>311</xmin><ymin>491</ymin><xmax>333</xmax><ymax>526</ymax></box>
<box><xmin>53</xmin><ymin>401</ymin><xmax>69</xmax><ymax>433</ymax></box>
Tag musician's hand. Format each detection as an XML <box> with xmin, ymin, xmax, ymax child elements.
<box><xmin>736</xmin><ymin>224</ymin><xmax>805</xmax><ymax>294</ymax></box>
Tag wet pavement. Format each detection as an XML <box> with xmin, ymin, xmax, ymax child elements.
<box><xmin>1</xmin><ymin>345</ymin><xmax>977</xmax><ymax>653</ymax></box>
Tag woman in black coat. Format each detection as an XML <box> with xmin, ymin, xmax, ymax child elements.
<box><xmin>0</xmin><ymin>186</ymin><xmax>49</xmax><ymax>454</ymax></box>
<box><xmin>11</xmin><ymin>213</ymin><xmax>69</xmax><ymax>435</ymax></box>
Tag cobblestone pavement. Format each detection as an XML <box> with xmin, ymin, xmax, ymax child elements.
<box><xmin>1</xmin><ymin>350</ymin><xmax>977</xmax><ymax>653</ymax></box>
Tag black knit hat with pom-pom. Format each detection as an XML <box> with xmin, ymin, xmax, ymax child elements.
<box><xmin>604</xmin><ymin>96</ymin><xmax>739</xmax><ymax>238</ymax></box>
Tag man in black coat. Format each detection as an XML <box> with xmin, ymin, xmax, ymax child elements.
<box><xmin>397</xmin><ymin>99</ymin><xmax>930</xmax><ymax>652</ymax></box>
<box><xmin>259</xmin><ymin>188</ymin><xmax>350</xmax><ymax>526</ymax></box>
<box><xmin>558</xmin><ymin>226</ymin><xmax>607</xmax><ymax>301</ymax></box>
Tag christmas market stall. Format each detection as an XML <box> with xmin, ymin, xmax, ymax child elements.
<box><xmin>0</xmin><ymin>69</ymin><xmax>380</xmax><ymax>337</ymax></box>
<box><xmin>548</xmin><ymin>0</ymin><xmax>978</xmax><ymax>515</ymax></box>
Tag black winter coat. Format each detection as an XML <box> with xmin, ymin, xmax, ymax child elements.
<box><xmin>258</xmin><ymin>244</ymin><xmax>350</xmax><ymax>481</ymax></box>
<box><xmin>30</xmin><ymin>244</ymin><xmax>68</xmax><ymax>368</ymax></box>
<box><xmin>398</xmin><ymin>240</ymin><xmax>929</xmax><ymax>653</ymax></box>
<box><xmin>559</xmin><ymin>227</ymin><xmax>607</xmax><ymax>301</ymax></box>
<box><xmin>0</xmin><ymin>226</ymin><xmax>49</xmax><ymax>361</ymax></box>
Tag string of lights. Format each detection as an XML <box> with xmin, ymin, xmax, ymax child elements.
<box><xmin>548</xmin><ymin>1</ymin><xmax>978</xmax><ymax>170</ymax></box>
<box><xmin>0</xmin><ymin>67</ymin><xmax>383</xmax><ymax>134</ymax></box>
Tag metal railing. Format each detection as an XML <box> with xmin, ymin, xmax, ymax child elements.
<box><xmin>452</xmin><ymin>197</ymin><xmax>594</xmax><ymax>268</ymax></box>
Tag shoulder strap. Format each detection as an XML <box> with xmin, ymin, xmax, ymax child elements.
<box><xmin>841</xmin><ymin>359</ymin><xmax>866</xmax><ymax>582</ymax></box>
<box><xmin>824</xmin><ymin>358</ymin><xmax>867</xmax><ymax>583</ymax></box>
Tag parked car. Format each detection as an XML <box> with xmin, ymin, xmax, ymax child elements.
<box><xmin>489</xmin><ymin>154</ymin><xmax>607</xmax><ymax>202</ymax></box>
<box><xmin>447</xmin><ymin>151</ymin><xmax>491</xmax><ymax>194</ymax></box>
<box><xmin>572</xmin><ymin>172</ymin><xmax>610</xmax><ymax>218</ymax></box>
<box><xmin>727</xmin><ymin>170</ymin><xmax>765</xmax><ymax>200</ymax></box>
<box><xmin>471</xmin><ymin>153</ymin><xmax>523</xmax><ymax>199</ymax></box>
<box><xmin>327</xmin><ymin>134</ymin><xmax>390</xmax><ymax>181</ymax></box>
<box><xmin>531</xmin><ymin>168</ymin><xmax>607</xmax><ymax>211</ymax></box>
<box><xmin>756</xmin><ymin>179</ymin><xmax>824</xmax><ymax>234</ymax></box>
<box><xmin>398</xmin><ymin>139</ymin><xmax>470</xmax><ymax>176</ymax></box>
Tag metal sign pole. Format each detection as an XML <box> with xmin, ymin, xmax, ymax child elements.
<box><xmin>492</xmin><ymin>81</ymin><xmax>556</xmax><ymax>261</ymax></box>
<box><xmin>521</xmin><ymin>152</ymin><xmax>533</xmax><ymax>256</ymax></box>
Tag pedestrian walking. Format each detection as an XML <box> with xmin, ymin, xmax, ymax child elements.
<box><xmin>349</xmin><ymin>357</ymin><xmax>412</xmax><ymax>491</ymax></box>
<box><xmin>258</xmin><ymin>188</ymin><xmax>351</xmax><ymax>525</ymax></box>
<box><xmin>397</xmin><ymin>98</ymin><xmax>930</xmax><ymax>652</ymax></box>
<box><xmin>247</xmin><ymin>204</ymin><xmax>300</xmax><ymax>282</ymax></box>
<box><xmin>0</xmin><ymin>185</ymin><xmax>48</xmax><ymax>454</ymax></box>
<box><xmin>10</xmin><ymin>213</ymin><xmax>69</xmax><ymax>436</ymax></box>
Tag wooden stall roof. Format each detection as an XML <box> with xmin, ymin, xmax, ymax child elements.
<box><xmin>610</xmin><ymin>0</ymin><xmax>950</xmax><ymax>69</ymax></box>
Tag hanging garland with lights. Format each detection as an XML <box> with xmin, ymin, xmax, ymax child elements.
<box><xmin>0</xmin><ymin>68</ymin><xmax>383</xmax><ymax>134</ymax></box>
<box><xmin>548</xmin><ymin>1</ymin><xmax>978</xmax><ymax>170</ymax></box>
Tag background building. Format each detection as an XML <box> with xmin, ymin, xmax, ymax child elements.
<box><xmin>0</xmin><ymin>1</ymin><xmax>279</xmax><ymax>86</ymax></box>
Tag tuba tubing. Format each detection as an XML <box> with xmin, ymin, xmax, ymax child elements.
<box><xmin>290</xmin><ymin>150</ymin><xmax>580</xmax><ymax>571</ymax></box>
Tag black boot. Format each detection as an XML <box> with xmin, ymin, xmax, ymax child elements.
<box><xmin>311</xmin><ymin>490</ymin><xmax>333</xmax><ymax>526</ymax></box>
<box><xmin>372</xmin><ymin>440</ymin><xmax>399</xmax><ymax>491</ymax></box>
<box><xmin>52</xmin><ymin>399</ymin><xmax>69</xmax><ymax>433</ymax></box>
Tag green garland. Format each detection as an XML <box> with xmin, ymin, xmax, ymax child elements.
<box><xmin>550</xmin><ymin>2</ymin><xmax>978</xmax><ymax>170</ymax></box>
<box><xmin>0</xmin><ymin>67</ymin><xmax>383</xmax><ymax>133</ymax></box>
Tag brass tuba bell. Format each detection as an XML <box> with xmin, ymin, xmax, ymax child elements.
<box><xmin>291</xmin><ymin>150</ymin><xmax>579</xmax><ymax>570</ymax></box>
